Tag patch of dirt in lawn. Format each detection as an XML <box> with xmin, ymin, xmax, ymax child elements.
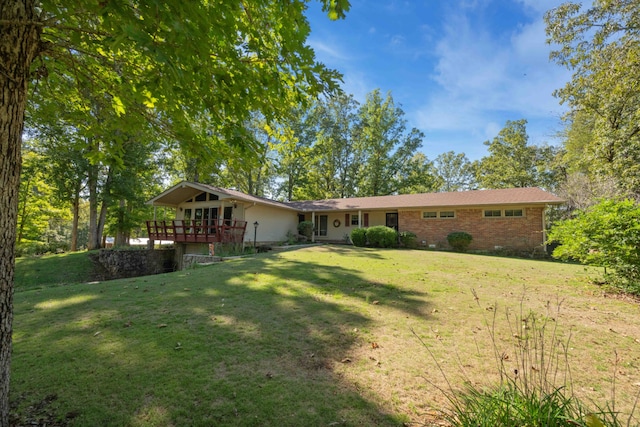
<box><xmin>9</xmin><ymin>393</ymin><xmax>79</xmax><ymax>427</ymax></box>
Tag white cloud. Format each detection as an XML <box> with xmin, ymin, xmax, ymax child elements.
<box><xmin>308</xmin><ymin>39</ymin><xmax>351</xmax><ymax>62</ymax></box>
<box><xmin>415</xmin><ymin>0</ymin><xmax>571</xmax><ymax>137</ymax></box>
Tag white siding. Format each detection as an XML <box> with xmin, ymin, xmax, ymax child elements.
<box><xmin>243</xmin><ymin>204</ymin><xmax>298</xmax><ymax>244</ymax></box>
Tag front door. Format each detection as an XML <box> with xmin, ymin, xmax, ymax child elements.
<box><xmin>386</xmin><ymin>212</ymin><xmax>398</xmax><ymax>231</ymax></box>
<box><xmin>224</xmin><ymin>206</ymin><xmax>233</xmax><ymax>225</ymax></box>
<box><xmin>315</xmin><ymin>215</ymin><xmax>328</xmax><ymax>236</ymax></box>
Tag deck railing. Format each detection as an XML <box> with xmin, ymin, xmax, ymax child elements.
<box><xmin>146</xmin><ymin>219</ymin><xmax>247</xmax><ymax>244</ymax></box>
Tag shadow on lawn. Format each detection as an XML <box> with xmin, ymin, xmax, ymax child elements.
<box><xmin>11</xmin><ymin>249</ymin><xmax>431</xmax><ymax>426</ymax></box>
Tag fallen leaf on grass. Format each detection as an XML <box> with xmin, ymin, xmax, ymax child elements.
<box><xmin>340</xmin><ymin>358</ymin><xmax>352</xmax><ymax>363</ymax></box>
<box><xmin>93</xmin><ymin>331</ymin><xmax>101</xmax><ymax>337</ymax></box>
<box><xmin>158</xmin><ymin>324</ymin><xmax>168</xmax><ymax>328</ymax></box>
<box><xmin>372</xmin><ymin>300</ymin><xmax>379</xmax><ymax>305</ymax></box>
<box><xmin>371</xmin><ymin>342</ymin><xmax>379</xmax><ymax>349</ymax></box>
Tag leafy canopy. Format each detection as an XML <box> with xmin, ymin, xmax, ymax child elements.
<box><xmin>546</xmin><ymin>0</ymin><xmax>640</xmax><ymax>195</ymax></box>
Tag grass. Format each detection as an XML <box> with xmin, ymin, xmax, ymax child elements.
<box><xmin>11</xmin><ymin>246</ymin><xmax>640</xmax><ymax>426</ymax></box>
<box><xmin>14</xmin><ymin>251</ymin><xmax>94</xmax><ymax>289</ymax></box>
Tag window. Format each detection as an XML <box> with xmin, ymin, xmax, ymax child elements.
<box><xmin>195</xmin><ymin>192</ymin><xmax>207</xmax><ymax>202</ymax></box>
<box><xmin>439</xmin><ymin>211</ymin><xmax>455</xmax><ymax>218</ymax></box>
<box><xmin>422</xmin><ymin>211</ymin><xmax>437</xmax><ymax>219</ymax></box>
<box><xmin>351</xmin><ymin>215</ymin><xmax>359</xmax><ymax>226</ymax></box>
<box><xmin>505</xmin><ymin>209</ymin><xmax>523</xmax><ymax>217</ymax></box>
<box><xmin>209</xmin><ymin>193</ymin><xmax>219</xmax><ymax>201</ymax></box>
<box><xmin>484</xmin><ymin>210</ymin><xmax>502</xmax><ymax>217</ymax></box>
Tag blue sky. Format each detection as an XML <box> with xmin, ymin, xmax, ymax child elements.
<box><xmin>305</xmin><ymin>0</ymin><xmax>573</xmax><ymax>161</ymax></box>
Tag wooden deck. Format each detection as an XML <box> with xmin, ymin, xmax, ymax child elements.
<box><xmin>146</xmin><ymin>220</ymin><xmax>247</xmax><ymax>244</ymax></box>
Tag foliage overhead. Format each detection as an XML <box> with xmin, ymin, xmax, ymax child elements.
<box><xmin>477</xmin><ymin>119</ymin><xmax>561</xmax><ymax>191</ymax></box>
<box><xmin>1</xmin><ymin>1</ymin><xmax>350</xmax><ymax>424</ymax></box>
<box><xmin>546</xmin><ymin>0</ymin><xmax>640</xmax><ymax>195</ymax></box>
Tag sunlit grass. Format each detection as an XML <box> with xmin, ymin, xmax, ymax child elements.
<box><xmin>11</xmin><ymin>245</ymin><xmax>640</xmax><ymax>426</ymax></box>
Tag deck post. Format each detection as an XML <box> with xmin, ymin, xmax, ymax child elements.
<box><xmin>311</xmin><ymin>211</ymin><xmax>315</xmax><ymax>243</ymax></box>
<box><xmin>174</xmin><ymin>242</ymin><xmax>186</xmax><ymax>270</ymax></box>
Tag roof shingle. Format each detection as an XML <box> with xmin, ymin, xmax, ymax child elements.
<box><xmin>284</xmin><ymin>187</ymin><xmax>564</xmax><ymax>212</ymax></box>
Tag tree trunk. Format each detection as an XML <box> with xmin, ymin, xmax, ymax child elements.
<box><xmin>70</xmin><ymin>187</ymin><xmax>80</xmax><ymax>252</ymax></box>
<box><xmin>114</xmin><ymin>199</ymin><xmax>127</xmax><ymax>247</ymax></box>
<box><xmin>87</xmin><ymin>157</ymin><xmax>99</xmax><ymax>250</ymax></box>
<box><xmin>0</xmin><ymin>1</ymin><xmax>41</xmax><ymax>424</ymax></box>
<box><xmin>96</xmin><ymin>167</ymin><xmax>112</xmax><ymax>248</ymax></box>
<box><xmin>16</xmin><ymin>173</ymin><xmax>32</xmax><ymax>243</ymax></box>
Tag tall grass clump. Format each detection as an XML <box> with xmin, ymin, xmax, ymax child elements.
<box><xmin>416</xmin><ymin>290</ymin><xmax>639</xmax><ymax>426</ymax></box>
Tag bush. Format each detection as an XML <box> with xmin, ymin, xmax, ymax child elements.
<box><xmin>548</xmin><ymin>199</ymin><xmax>640</xmax><ymax>294</ymax></box>
<box><xmin>399</xmin><ymin>231</ymin><xmax>418</xmax><ymax>248</ymax></box>
<box><xmin>447</xmin><ymin>231</ymin><xmax>472</xmax><ymax>252</ymax></box>
<box><xmin>350</xmin><ymin>228</ymin><xmax>367</xmax><ymax>247</ymax></box>
<box><xmin>366</xmin><ymin>225</ymin><xmax>398</xmax><ymax>248</ymax></box>
<box><xmin>15</xmin><ymin>240</ymin><xmax>69</xmax><ymax>257</ymax></box>
<box><xmin>297</xmin><ymin>221</ymin><xmax>314</xmax><ymax>240</ymax></box>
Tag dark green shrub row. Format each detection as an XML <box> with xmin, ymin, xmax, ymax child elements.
<box><xmin>16</xmin><ymin>240</ymin><xmax>69</xmax><ymax>257</ymax></box>
<box><xmin>399</xmin><ymin>231</ymin><xmax>418</xmax><ymax>248</ymax></box>
<box><xmin>366</xmin><ymin>225</ymin><xmax>397</xmax><ymax>248</ymax></box>
<box><xmin>447</xmin><ymin>231</ymin><xmax>473</xmax><ymax>252</ymax></box>
<box><xmin>350</xmin><ymin>227</ymin><xmax>367</xmax><ymax>247</ymax></box>
<box><xmin>297</xmin><ymin>221</ymin><xmax>314</xmax><ymax>240</ymax></box>
<box><xmin>350</xmin><ymin>226</ymin><xmax>419</xmax><ymax>248</ymax></box>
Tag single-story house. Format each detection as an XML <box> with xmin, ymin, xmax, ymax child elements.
<box><xmin>146</xmin><ymin>181</ymin><xmax>564</xmax><ymax>254</ymax></box>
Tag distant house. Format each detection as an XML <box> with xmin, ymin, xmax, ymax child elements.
<box><xmin>147</xmin><ymin>181</ymin><xmax>563</xmax><ymax>254</ymax></box>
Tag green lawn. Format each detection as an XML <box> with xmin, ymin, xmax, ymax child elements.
<box><xmin>11</xmin><ymin>246</ymin><xmax>640</xmax><ymax>426</ymax></box>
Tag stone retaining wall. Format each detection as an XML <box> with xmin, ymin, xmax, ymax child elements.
<box><xmin>89</xmin><ymin>248</ymin><xmax>176</xmax><ymax>280</ymax></box>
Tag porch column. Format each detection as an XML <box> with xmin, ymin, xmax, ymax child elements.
<box><xmin>311</xmin><ymin>211</ymin><xmax>315</xmax><ymax>243</ymax></box>
<box><xmin>358</xmin><ymin>210</ymin><xmax>362</xmax><ymax>228</ymax></box>
<box><xmin>149</xmin><ymin>206</ymin><xmax>157</xmax><ymax>249</ymax></box>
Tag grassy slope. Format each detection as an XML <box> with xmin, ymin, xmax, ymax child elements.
<box><xmin>15</xmin><ymin>252</ymin><xmax>94</xmax><ymax>290</ymax></box>
<box><xmin>11</xmin><ymin>247</ymin><xmax>640</xmax><ymax>426</ymax></box>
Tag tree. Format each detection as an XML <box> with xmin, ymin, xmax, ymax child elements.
<box><xmin>433</xmin><ymin>151</ymin><xmax>477</xmax><ymax>192</ymax></box>
<box><xmin>16</xmin><ymin>149</ymin><xmax>70</xmax><ymax>246</ymax></box>
<box><xmin>546</xmin><ymin>0</ymin><xmax>640</xmax><ymax>195</ymax></box>
<box><xmin>273</xmin><ymin>106</ymin><xmax>316</xmax><ymax>201</ymax></box>
<box><xmin>0</xmin><ymin>1</ymin><xmax>349</xmax><ymax>422</ymax></box>
<box><xmin>477</xmin><ymin>119</ymin><xmax>548</xmax><ymax>189</ymax></box>
<box><xmin>395</xmin><ymin>153</ymin><xmax>441</xmax><ymax>194</ymax></box>
<box><xmin>303</xmin><ymin>93</ymin><xmax>362</xmax><ymax>199</ymax></box>
<box><xmin>354</xmin><ymin>89</ymin><xmax>424</xmax><ymax>196</ymax></box>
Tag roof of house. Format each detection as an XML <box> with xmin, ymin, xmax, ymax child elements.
<box><xmin>149</xmin><ymin>182</ymin><xmax>564</xmax><ymax>212</ymax></box>
<box><xmin>147</xmin><ymin>181</ymin><xmax>295</xmax><ymax>210</ymax></box>
<box><xmin>285</xmin><ymin>187</ymin><xmax>564</xmax><ymax>212</ymax></box>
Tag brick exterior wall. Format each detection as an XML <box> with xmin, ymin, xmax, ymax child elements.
<box><xmin>398</xmin><ymin>207</ymin><xmax>545</xmax><ymax>251</ymax></box>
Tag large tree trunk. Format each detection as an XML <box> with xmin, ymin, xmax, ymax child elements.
<box><xmin>96</xmin><ymin>166</ymin><xmax>112</xmax><ymax>248</ymax></box>
<box><xmin>114</xmin><ymin>199</ymin><xmax>127</xmax><ymax>247</ymax></box>
<box><xmin>70</xmin><ymin>187</ymin><xmax>80</xmax><ymax>252</ymax></box>
<box><xmin>87</xmin><ymin>162</ymin><xmax>99</xmax><ymax>250</ymax></box>
<box><xmin>0</xmin><ymin>1</ymin><xmax>41</xmax><ymax>424</ymax></box>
